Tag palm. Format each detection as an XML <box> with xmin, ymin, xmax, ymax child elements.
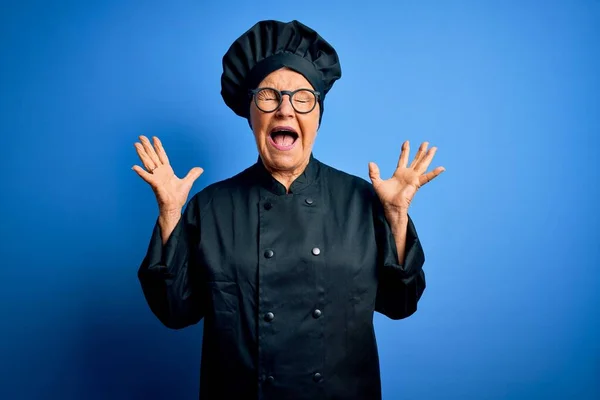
<box><xmin>369</xmin><ymin>141</ymin><xmax>445</xmax><ymax>211</ymax></box>
<box><xmin>148</xmin><ymin>164</ymin><xmax>195</xmax><ymax>211</ymax></box>
<box><xmin>132</xmin><ymin>135</ymin><xmax>203</xmax><ymax>213</ymax></box>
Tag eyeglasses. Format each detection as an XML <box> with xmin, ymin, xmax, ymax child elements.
<box><xmin>249</xmin><ymin>87</ymin><xmax>320</xmax><ymax>114</ymax></box>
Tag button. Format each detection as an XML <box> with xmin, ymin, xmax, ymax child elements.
<box><xmin>305</xmin><ymin>198</ymin><xmax>314</xmax><ymax>205</ymax></box>
<box><xmin>313</xmin><ymin>372</ymin><xmax>323</xmax><ymax>383</ymax></box>
<box><xmin>312</xmin><ymin>309</ymin><xmax>322</xmax><ymax>318</ymax></box>
<box><xmin>264</xmin><ymin>312</ymin><xmax>275</xmax><ymax>322</ymax></box>
<box><xmin>312</xmin><ymin>247</ymin><xmax>321</xmax><ymax>256</ymax></box>
<box><xmin>264</xmin><ymin>202</ymin><xmax>272</xmax><ymax>210</ymax></box>
<box><xmin>264</xmin><ymin>249</ymin><xmax>274</xmax><ymax>258</ymax></box>
<box><xmin>266</xmin><ymin>375</ymin><xmax>275</xmax><ymax>384</ymax></box>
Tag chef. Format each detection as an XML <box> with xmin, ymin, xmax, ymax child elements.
<box><xmin>134</xmin><ymin>19</ymin><xmax>445</xmax><ymax>400</ymax></box>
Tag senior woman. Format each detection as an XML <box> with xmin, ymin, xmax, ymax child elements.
<box><xmin>134</xmin><ymin>20</ymin><xmax>444</xmax><ymax>400</ymax></box>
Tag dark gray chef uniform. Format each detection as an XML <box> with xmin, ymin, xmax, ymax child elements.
<box><xmin>138</xmin><ymin>154</ymin><xmax>426</xmax><ymax>399</ymax></box>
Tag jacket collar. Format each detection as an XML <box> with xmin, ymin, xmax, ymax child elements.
<box><xmin>253</xmin><ymin>153</ymin><xmax>320</xmax><ymax>195</ymax></box>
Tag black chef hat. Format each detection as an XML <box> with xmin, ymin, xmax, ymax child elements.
<box><xmin>220</xmin><ymin>19</ymin><xmax>342</xmax><ymax>122</ymax></box>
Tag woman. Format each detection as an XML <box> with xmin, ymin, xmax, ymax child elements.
<box><xmin>133</xmin><ymin>20</ymin><xmax>444</xmax><ymax>400</ymax></box>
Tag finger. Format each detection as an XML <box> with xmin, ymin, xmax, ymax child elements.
<box><xmin>153</xmin><ymin>136</ymin><xmax>170</xmax><ymax>165</ymax></box>
<box><xmin>134</xmin><ymin>142</ymin><xmax>157</xmax><ymax>171</ymax></box>
<box><xmin>183</xmin><ymin>167</ymin><xmax>204</xmax><ymax>184</ymax></box>
<box><xmin>368</xmin><ymin>162</ymin><xmax>382</xmax><ymax>185</ymax></box>
<box><xmin>414</xmin><ymin>146</ymin><xmax>438</xmax><ymax>173</ymax></box>
<box><xmin>409</xmin><ymin>142</ymin><xmax>429</xmax><ymax>169</ymax></box>
<box><xmin>132</xmin><ymin>165</ymin><xmax>154</xmax><ymax>183</ymax></box>
<box><xmin>139</xmin><ymin>135</ymin><xmax>161</xmax><ymax>168</ymax></box>
<box><xmin>397</xmin><ymin>141</ymin><xmax>410</xmax><ymax>169</ymax></box>
<box><xmin>419</xmin><ymin>166</ymin><xmax>445</xmax><ymax>186</ymax></box>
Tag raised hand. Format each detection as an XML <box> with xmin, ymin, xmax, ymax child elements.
<box><xmin>368</xmin><ymin>141</ymin><xmax>445</xmax><ymax>214</ymax></box>
<box><xmin>132</xmin><ymin>135</ymin><xmax>203</xmax><ymax>215</ymax></box>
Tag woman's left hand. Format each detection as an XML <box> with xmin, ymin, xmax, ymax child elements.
<box><xmin>369</xmin><ymin>141</ymin><xmax>445</xmax><ymax>214</ymax></box>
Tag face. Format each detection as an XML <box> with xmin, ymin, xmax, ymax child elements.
<box><xmin>249</xmin><ymin>68</ymin><xmax>320</xmax><ymax>175</ymax></box>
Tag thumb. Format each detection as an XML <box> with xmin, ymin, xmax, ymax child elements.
<box><xmin>368</xmin><ymin>162</ymin><xmax>382</xmax><ymax>186</ymax></box>
<box><xmin>184</xmin><ymin>167</ymin><xmax>204</xmax><ymax>184</ymax></box>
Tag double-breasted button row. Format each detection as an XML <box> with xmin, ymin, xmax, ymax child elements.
<box><xmin>264</xmin><ymin>248</ymin><xmax>321</xmax><ymax>258</ymax></box>
<box><xmin>263</xmin><ymin>310</ymin><xmax>320</xmax><ymax>322</ymax></box>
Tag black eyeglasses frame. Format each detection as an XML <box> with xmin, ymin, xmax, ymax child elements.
<box><xmin>248</xmin><ymin>87</ymin><xmax>321</xmax><ymax>114</ymax></box>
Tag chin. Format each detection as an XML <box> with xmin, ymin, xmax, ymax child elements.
<box><xmin>265</xmin><ymin>152</ymin><xmax>300</xmax><ymax>171</ymax></box>
<box><xmin>259</xmin><ymin>143</ymin><xmax>300</xmax><ymax>169</ymax></box>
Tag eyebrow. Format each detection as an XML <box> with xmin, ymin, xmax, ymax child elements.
<box><xmin>259</xmin><ymin>84</ymin><xmax>313</xmax><ymax>91</ymax></box>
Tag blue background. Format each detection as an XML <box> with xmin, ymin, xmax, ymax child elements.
<box><xmin>1</xmin><ymin>0</ymin><xmax>598</xmax><ymax>399</ymax></box>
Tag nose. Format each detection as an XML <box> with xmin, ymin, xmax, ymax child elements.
<box><xmin>275</xmin><ymin>93</ymin><xmax>294</xmax><ymax>117</ymax></box>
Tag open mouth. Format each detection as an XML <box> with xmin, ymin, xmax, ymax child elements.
<box><xmin>269</xmin><ymin>127</ymin><xmax>299</xmax><ymax>150</ymax></box>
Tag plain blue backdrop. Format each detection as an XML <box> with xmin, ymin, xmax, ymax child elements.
<box><xmin>1</xmin><ymin>0</ymin><xmax>598</xmax><ymax>399</ymax></box>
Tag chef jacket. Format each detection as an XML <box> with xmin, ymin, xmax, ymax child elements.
<box><xmin>138</xmin><ymin>154</ymin><xmax>426</xmax><ymax>400</ymax></box>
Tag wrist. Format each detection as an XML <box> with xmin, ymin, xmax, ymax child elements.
<box><xmin>383</xmin><ymin>204</ymin><xmax>408</xmax><ymax>219</ymax></box>
<box><xmin>159</xmin><ymin>209</ymin><xmax>182</xmax><ymax>222</ymax></box>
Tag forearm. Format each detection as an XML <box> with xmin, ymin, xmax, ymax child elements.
<box><xmin>158</xmin><ymin>210</ymin><xmax>182</xmax><ymax>245</ymax></box>
<box><xmin>138</xmin><ymin>204</ymin><xmax>203</xmax><ymax>329</ymax></box>
<box><xmin>375</xmin><ymin>210</ymin><xmax>426</xmax><ymax>320</ymax></box>
<box><xmin>384</xmin><ymin>208</ymin><xmax>409</xmax><ymax>265</ymax></box>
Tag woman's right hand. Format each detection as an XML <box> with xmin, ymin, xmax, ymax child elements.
<box><xmin>132</xmin><ymin>135</ymin><xmax>204</xmax><ymax>216</ymax></box>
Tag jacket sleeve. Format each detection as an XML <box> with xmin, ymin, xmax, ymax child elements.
<box><xmin>137</xmin><ymin>196</ymin><xmax>205</xmax><ymax>329</ymax></box>
<box><xmin>374</xmin><ymin>202</ymin><xmax>426</xmax><ymax>320</ymax></box>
